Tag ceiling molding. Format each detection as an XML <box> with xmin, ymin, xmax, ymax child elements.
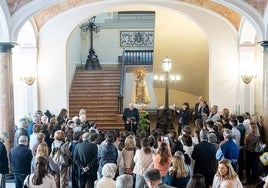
<box><xmin>215</xmin><ymin>0</ymin><xmax>264</xmax><ymax>40</ymax></box>
<box><xmin>6</xmin><ymin>0</ymin><xmax>266</xmax><ymax>41</ymax></box>
<box><xmin>32</xmin><ymin>0</ymin><xmax>241</xmax><ymax>31</ymax></box>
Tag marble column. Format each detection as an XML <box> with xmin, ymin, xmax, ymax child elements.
<box><xmin>0</xmin><ymin>42</ymin><xmax>15</xmax><ymax>152</ymax></box>
<box><xmin>260</xmin><ymin>41</ymin><xmax>268</xmax><ymax>142</ymax></box>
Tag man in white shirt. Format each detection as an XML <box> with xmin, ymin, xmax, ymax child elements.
<box><xmin>243</xmin><ymin>112</ymin><xmax>251</xmax><ymax>135</ymax></box>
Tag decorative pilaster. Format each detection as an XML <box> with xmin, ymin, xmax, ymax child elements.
<box><xmin>260</xmin><ymin>41</ymin><xmax>268</xmax><ymax>142</ymax></box>
<box><xmin>0</xmin><ymin>42</ymin><xmax>15</xmax><ymax>152</ymax></box>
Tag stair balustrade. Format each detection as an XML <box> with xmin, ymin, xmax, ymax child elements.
<box><xmin>118</xmin><ymin>50</ymin><xmax>153</xmax><ymax>65</ymax></box>
<box><xmin>118</xmin><ymin>49</ymin><xmax>125</xmax><ymax>114</ymax></box>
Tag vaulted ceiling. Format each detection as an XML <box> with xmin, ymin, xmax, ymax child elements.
<box><xmin>6</xmin><ymin>0</ymin><xmax>267</xmax><ymax>31</ymax></box>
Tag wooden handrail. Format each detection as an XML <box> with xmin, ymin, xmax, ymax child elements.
<box><xmin>118</xmin><ymin>49</ymin><xmax>126</xmax><ymax>114</ymax></box>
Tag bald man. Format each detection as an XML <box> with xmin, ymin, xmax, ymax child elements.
<box><xmin>122</xmin><ymin>103</ymin><xmax>140</xmax><ymax>134</ymax></box>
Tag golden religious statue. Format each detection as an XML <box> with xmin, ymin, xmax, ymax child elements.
<box><xmin>131</xmin><ymin>66</ymin><xmax>150</xmax><ymax>104</ymax></box>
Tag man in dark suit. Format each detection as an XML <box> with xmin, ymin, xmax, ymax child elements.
<box><xmin>122</xmin><ymin>103</ymin><xmax>140</xmax><ymax>134</ymax></box>
<box><xmin>192</xmin><ymin>129</ymin><xmax>217</xmax><ymax>188</ymax></box>
<box><xmin>0</xmin><ymin>132</ymin><xmax>8</xmax><ymax>188</ymax></box>
<box><xmin>73</xmin><ymin>132</ymin><xmax>98</xmax><ymax>188</ymax></box>
<box><xmin>237</xmin><ymin>115</ymin><xmax>246</xmax><ymax>179</ymax></box>
<box><xmin>9</xmin><ymin>135</ymin><xmax>33</xmax><ymax>188</ymax></box>
<box><xmin>194</xmin><ymin>96</ymin><xmax>204</xmax><ymax>119</ymax></box>
<box><xmin>144</xmin><ymin>168</ymin><xmax>175</xmax><ymax>188</ymax></box>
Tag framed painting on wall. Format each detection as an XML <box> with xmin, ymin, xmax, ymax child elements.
<box><xmin>120</xmin><ymin>31</ymin><xmax>154</xmax><ymax>47</ymax></box>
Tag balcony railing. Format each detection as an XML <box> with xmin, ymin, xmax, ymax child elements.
<box><xmin>118</xmin><ymin>50</ymin><xmax>153</xmax><ymax>65</ymax></box>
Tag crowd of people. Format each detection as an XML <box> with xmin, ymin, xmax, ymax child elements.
<box><xmin>0</xmin><ymin>98</ymin><xmax>267</xmax><ymax>188</ymax></box>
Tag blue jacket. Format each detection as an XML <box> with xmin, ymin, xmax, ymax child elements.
<box><xmin>216</xmin><ymin>139</ymin><xmax>239</xmax><ymax>163</ymax></box>
<box><xmin>98</xmin><ymin>143</ymin><xmax>118</xmax><ymax>178</ymax></box>
<box><xmin>27</xmin><ymin>122</ymin><xmax>35</xmax><ymax>136</ymax></box>
<box><xmin>98</xmin><ymin>143</ymin><xmax>118</xmax><ymax>168</ymax></box>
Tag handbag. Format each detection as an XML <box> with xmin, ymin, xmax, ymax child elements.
<box><xmin>23</xmin><ymin>175</ymin><xmax>30</xmax><ymax>188</ymax></box>
<box><xmin>255</xmin><ymin>137</ymin><xmax>262</xmax><ymax>153</ymax></box>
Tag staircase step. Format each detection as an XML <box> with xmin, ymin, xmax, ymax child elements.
<box><xmin>73</xmin><ymin>77</ymin><xmax>121</xmax><ymax>80</ymax></box>
<box><xmin>69</xmin><ymin>103</ymin><xmax>118</xmax><ymax>107</ymax></box>
<box><xmin>69</xmin><ymin>99</ymin><xmax>117</xmax><ymax>103</ymax></box>
<box><xmin>87</xmin><ymin>117</ymin><xmax>117</xmax><ymax>121</ymax></box>
<box><xmin>71</xmin><ymin>86</ymin><xmax>119</xmax><ymax>89</ymax></box>
<box><xmin>69</xmin><ymin>97</ymin><xmax>118</xmax><ymax>101</ymax></box>
<box><xmin>74</xmin><ymin>71</ymin><xmax>121</xmax><ymax>73</ymax></box>
<box><xmin>75</xmin><ymin>73</ymin><xmax>121</xmax><ymax>77</ymax></box>
<box><xmin>71</xmin><ymin>82</ymin><xmax>120</xmax><ymax>85</ymax></box>
<box><xmin>70</xmin><ymin>90</ymin><xmax>119</xmax><ymax>94</ymax></box>
<box><xmin>69</xmin><ymin>102</ymin><xmax>118</xmax><ymax>105</ymax></box>
<box><xmin>74</xmin><ymin>72</ymin><xmax>120</xmax><ymax>75</ymax></box>
<box><xmin>70</xmin><ymin>108</ymin><xmax>118</xmax><ymax>111</ymax></box>
<box><xmin>70</xmin><ymin>92</ymin><xmax>119</xmax><ymax>95</ymax></box>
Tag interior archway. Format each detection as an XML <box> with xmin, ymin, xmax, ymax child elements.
<box><xmin>34</xmin><ymin>1</ymin><xmax>240</xmax><ymax>115</ymax></box>
<box><xmin>13</xmin><ymin>20</ymin><xmax>38</xmax><ymax>123</ymax></box>
<box><xmin>0</xmin><ymin>1</ymin><xmax>10</xmax><ymax>42</ymax></box>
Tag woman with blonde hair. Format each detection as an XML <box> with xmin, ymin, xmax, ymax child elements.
<box><xmin>31</xmin><ymin>142</ymin><xmax>58</xmax><ymax>174</ymax></box>
<box><xmin>166</xmin><ymin>151</ymin><xmax>190</xmax><ymax>187</ymax></box>
<box><xmin>212</xmin><ymin>159</ymin><xmax>242</xmax><ymax>188</ymax></box>
<box><xmin>122</xmin><ymin>135</ymin><xmax>136</xmax><ymax>174</ymax></box>
<box><xmin>152</xmin><ymin>142</ymin><xmax>172</xmax><ymax>179</ymax></box>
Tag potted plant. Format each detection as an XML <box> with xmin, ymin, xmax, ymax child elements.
<box><xmin>137</xmin><ymin>111</ymin><xmax>150</xmax><ymax>133</ymax></box>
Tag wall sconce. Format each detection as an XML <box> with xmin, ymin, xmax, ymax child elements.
<box><xmin>22</xmin><ymin>76</ymin><xmax>36</xmax><ymax>86</ymax></box>
<box><xmin>240</xmin><ymin>68</ymin><xmax>257</xmax><ymax>84</ymax></box>
<box><xmin>21</xmin><ymin>71</ymin><xmax>36</xmax><ymax>86</ymax></box>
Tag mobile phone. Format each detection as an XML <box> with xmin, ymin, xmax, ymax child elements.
<box><xmin>164</xmin><ymin>136</ymin><xmax>169</xmax><ymax>143</ymax></box>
